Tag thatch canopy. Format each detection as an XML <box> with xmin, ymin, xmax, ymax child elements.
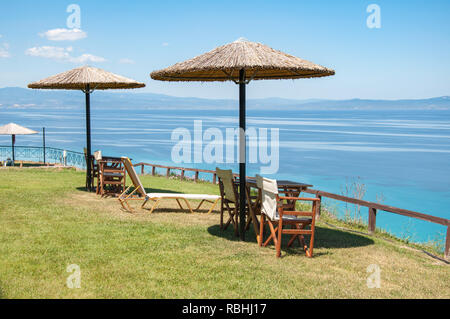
<box><xmin>151</xmin><ymin>38</ymin><xmax>335</xmax><ymax>82</ymax></box>
<box><xmin>0</xmin><ymin>123</ymin><xmax>38</xmax><ymax>135</ymax></box>
<box><xmin>28</xmin><ymin>65</ymin><xmax>145</xmax><ymax>90</ymax></box>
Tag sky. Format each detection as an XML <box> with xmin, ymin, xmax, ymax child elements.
<box><xmin>0</xmin><ymin>0</ymin><xmax>449</xmax><ymax>100</ymax></box>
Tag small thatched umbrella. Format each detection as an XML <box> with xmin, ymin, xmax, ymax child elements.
<box><xmin>151</xmin><ymin>38</ymin><xmax>335</xmax><ymax>240</ymax></box>
<box><xmin>28</xmin><ymin>66</ymin><xmax>145</xmax><ymax>191</ymax></box>
<box><xmin>0</xmin><ymin>123</ymin><xmax>38</xmax><ymax>162</ymax></box>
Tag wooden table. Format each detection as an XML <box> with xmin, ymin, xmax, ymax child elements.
<box><xmin>235</xmin><ymin>178</ymin><xmax>312</xmax><ymax>242</ymax></box>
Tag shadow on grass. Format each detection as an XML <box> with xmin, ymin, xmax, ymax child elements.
<box><xmin>141</xmin><ymin>207</ymin><xmax>199</xmax><ymax>214</ymax></box>
<box><xmin>75</xmin><ymin>186</ymin><xmax>181</xmax><ymax>194</ymax></box>
<box><xmin>207</xmin><ymin>224</ymin><xmax>374</xmax><ymax>250</ymax></box>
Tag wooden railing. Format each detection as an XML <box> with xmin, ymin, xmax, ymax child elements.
<box><xmin>133</xmin><ymin>162</ymin><xmax>450</xmax><ymax>259</ymax></box>
<box><xmin>134</xmin><ymin>162</ymin><xmax>220</xmax><ymax>183</ymax></box>
<box><xmin>303</xmin><ymin>189</ymin><xmax>449</xmax><ymax>259</ymax></box>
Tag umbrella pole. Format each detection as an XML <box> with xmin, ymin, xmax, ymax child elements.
<box><xmin>85</xmin><ymin>84</ymin><xmax>92</xmax><ymax>192</ymax></box>
<box><xmin>43</xmin><ymin>127</ymin><xmax>46</xmax><ymax>165</ymax></box>
<box><xmin>11</xmin><ymin>134</ymin><xmax>15</xmax><ymax>162</ymax></box>
<box><xmin>239</xmin><ymin>69</ymin><xmax>246</xmax><ymax>241</ymax></box>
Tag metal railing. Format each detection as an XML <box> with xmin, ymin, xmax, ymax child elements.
<box><xmin>0</xmin><ymin>145</ymin><xmax>86</xmax><ymax>169</ymax></box>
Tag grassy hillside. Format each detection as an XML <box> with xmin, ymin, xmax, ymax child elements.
<box><xmin>0</xmin><ymin>168</ymin><xmax>448</xmax><ymax>298</ymax></box>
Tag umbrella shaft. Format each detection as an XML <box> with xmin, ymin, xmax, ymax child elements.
<box><xmin>11</xmin><ymin>134</ymin><xmax>15</xmax><ymax>162</ymax></box>
<box><xmin>43</xmin><ymin>127</ymin><xmax>46</xmax><ymax>164</ymax></box>
<box><xmin>239</xmin><ymin>69</ymin><xmax>246</xmax><ymax>241</ymax></box>
<box><xmin>85</xmin><ymin>85</ymin><xmax>92</xmax><ymax>191</ymax></box>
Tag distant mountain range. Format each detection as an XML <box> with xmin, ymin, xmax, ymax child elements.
<box><xmin>0</xmin><ymin>87</ymin><xmax>449</xmax><ymax>110</ymax></box>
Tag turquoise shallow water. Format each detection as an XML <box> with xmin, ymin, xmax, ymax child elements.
<box><xmin>1</xmin><ymin>107</ymin><xmax>449</xmax><ymax>244</ymax></box>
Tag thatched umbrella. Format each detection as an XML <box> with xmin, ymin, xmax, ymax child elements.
<box><xmin>0</xmin><ymin>123</ymin><xmax>38</xmax><ymax>162</ymax></box>
<box><xmin>28</xmin><ymin>66</ymin><xmax>145</xmax><ymax>191</ymax></box>
<box><xmin>151</xmin><ymin>38</ymin><xmax>335</xmax><ymax>240</ymax></box>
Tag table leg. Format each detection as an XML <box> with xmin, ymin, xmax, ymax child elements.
<box><xmin>280</xmin><ymin>187</ymin><xmax>303</xmax><ymax>211</ymax></box>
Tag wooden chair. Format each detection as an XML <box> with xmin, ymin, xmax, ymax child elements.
<box><xmin>93</xmin><ymin>150</ymin><xmax>102</xmax><ymax>194</ymax></box>
<box><xmin>83</xmin><ymin>148</ymin><xmax>98</xmax><ymax>191</ymax></box>
<box><xmin>216</xmin><ymin>168</ymin><xmax>240</xmax><ymax>236</ymax></box>
<box><xmin>256</xmin><ymin>175</ymin><xmax>319</xmax><ymax>258</ymax></box>
<box><xmin>97</xmin><ymin>158</ymin><xmax>126</xmax><ymax>197</ymax></box>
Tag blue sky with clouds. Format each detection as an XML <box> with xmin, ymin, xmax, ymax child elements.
<box><xmin>0</xmin><ymin>0</ymin><xmax>449</xmax><ymax>99</ymax></box>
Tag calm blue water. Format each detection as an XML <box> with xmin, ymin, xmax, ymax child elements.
<box><xmin>1</xmin><ymin>107</ymin><xmax>449</xmax><ymax>245</ymax></box>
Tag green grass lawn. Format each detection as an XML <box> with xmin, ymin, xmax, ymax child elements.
<box><xmin>0</xmin><ymin>168</ymin><xmax>448</xmax><ymax>299</ymax></box>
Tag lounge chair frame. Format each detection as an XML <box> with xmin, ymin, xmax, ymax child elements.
<box><xmin>119</xmin><ymin>157</ymin><xmax>220</xmax><ymax>214</ymax></box>
<box><xmin>142</xmin><ymin>195</ymin><xmax>220</xmax><ymax>214</ymax></box>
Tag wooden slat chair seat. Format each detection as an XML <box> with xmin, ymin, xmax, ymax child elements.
<box><xmin>257</xmin><ymin>175</ymin><xmax>320</xmax><ymax>258</ymax></box>
<box><xmin>119</xmin><ymin>157</ymin><xmax>220</xmax><ymax>214</ymax></box>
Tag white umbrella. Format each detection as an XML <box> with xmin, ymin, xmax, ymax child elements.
<box><xmin>0</xmin><ymin>123</ymin><xmax>38</xmax><ymax>162</ymax></box>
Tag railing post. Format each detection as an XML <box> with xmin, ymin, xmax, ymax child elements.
<box><xmin>194</xmin><ymin>171</ymin><xmax>199</xmax><ymax>183</ymax></box>
<box><xmin>42</xmin><ymin>127</ymin><xmax>46</xmax><ymax>165</ymax></box>
<box><xmin>445</xmin><ymin>225</ymin><xmax>449</xmax><ymax>260</ymax></box>
<box><xmin>368</xmin><ymin>207</ymin><xmax>377</xmax><ymax>234</ymax></box>
<box><xmin>152</xmin><ymin>166</ymin><xmax>156</xmax><ymax>176</ymax></box>
<box><xmin>316</xmin><ymin>194</ymin><xmax>322</xmax><ymax>220</ymax></box>
<box><xmin>63</xmin><ymin>150</ymin><xmax>67</xmax><ymax>166</ymax></box>
<box><xmin>212</xmin><ymin>173</ymin><xmax>217</xmax><ymax>184</ymax></box>
<box><xmin>180</xmin><ymin>169</ymin><xmax>185</xmax><ymax>180</ymax></box>
<box><xmin>141</xmin><ymin>164</ymin><xmax>144</xmax><ymax>175</ymax></box>
<box><xmin>166</xmin><ymin>168</ymin><xmax>170</xmax><ymax>178</ymax></box>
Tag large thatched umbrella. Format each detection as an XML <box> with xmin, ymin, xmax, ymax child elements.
<box><xmin>151</xmin><ymin>38</ymin><xmax>335</xmax><ymax>240</ymax></box>
<box><xmin>28</xmin><ymin>66</ymin><xmax>145</xmax><ymax>191</ymax></box>
<box><xmin>0</xmin><ymin>123</ymin><xmax>38</xmax><ymax>162</ymax></box>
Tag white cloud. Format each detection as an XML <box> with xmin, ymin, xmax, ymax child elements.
<box><xmin>26</xmin><ymin>46</ymin><xmax>72</xmax><ymax>60</ymax></box>
<box><xmin>0</xmin><ymin>43</ymin><xmax>10</xmax><ymax>58</ymax></box>
<box><xmin>119</xmin><ymin>58</ymin><xmax>135</xmax><ymax>64</ymax></box>
<box><xmin>25</xmin><ymin>46</ymin><xmax>105</xmax><ymax>64</ymax></box>
<box><xmin>39</xmin><ymin>28</ymin><xmax>87</xmax><ymax>41</ymax></box>
<box><xmin>162</xmin><ymin>42</ymin><xmax>169</xmax><ymax>46</ymax></box>
<box><xmin>72</xmin><ymin>54</ymin><xmax>106</xmax><ymax>64</ymax></box>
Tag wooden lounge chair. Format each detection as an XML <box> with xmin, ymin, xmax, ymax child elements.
<box><xmin>216</xmin><ymin>168</ymin><xmax>240</xmax><ymax>236</ymax></box>
<box><xmin>256</xmin><ymin>175</ymin><xmax>319</xmax><ymax>258</ymax></box>
<box><xmin>119</xmin><ymin>157</ymin><xmax>220</xmax><ymax>214</ymax></box>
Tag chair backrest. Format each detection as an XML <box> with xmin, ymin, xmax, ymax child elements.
<box><xmin>83</xmin><ymin>147</ymin><xmax>88</xmax><ymax>162</ymax></box>
<box><xmin>94</xmin><ymin>150</ymin><xmax>102</xmax><ymax>161</ymax></box>
<box><xmin>121</xmin><ymin>157</ymin><xmax>146</xmax><ymax>197</ymax></box>
<box><xmin>83</xmin><ymin>147</ymin><xmax>95</xmax><ymax>171</ymax></box>
<box><xmin>256</xmin><ymin>175</ymin><xmax>279</xmax><ymax>220</ymax></box>
<box><xmin>216</xmin><ymin>168</ymin><xmax>238</xmax><ymax>203</ymax></box>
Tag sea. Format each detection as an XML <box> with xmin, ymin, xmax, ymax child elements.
<box><xmin>1</xmin><ymin>107</ymin><xmax>449</xmax><ymax>246</ymax></box>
